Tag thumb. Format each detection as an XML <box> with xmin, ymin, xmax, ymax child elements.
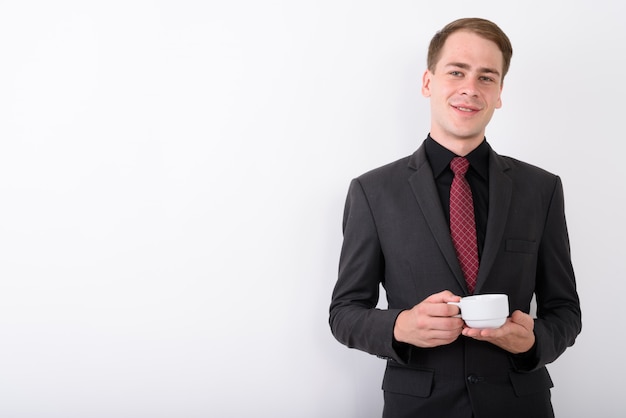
<box><xmin>510</xmin><ymin>310</ymin><xmax>534</xmax><ymax>331</ymax></box>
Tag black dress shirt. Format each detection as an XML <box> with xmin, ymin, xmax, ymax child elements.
<box><xmin>424</xmin><ymin>135</ymin><xmax>490</xmax><ymax>259</ymax></box>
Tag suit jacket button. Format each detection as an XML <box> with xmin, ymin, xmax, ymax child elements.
<box><xmin>467</xmin><ymin>374</ymin><xmax>481</xmax><ymax>384</ymax></box>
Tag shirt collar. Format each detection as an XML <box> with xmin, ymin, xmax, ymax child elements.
<box><xmin>424</xmin><ymin>134</ymin><xmax>490</xmax><ymax>180</ymax></box>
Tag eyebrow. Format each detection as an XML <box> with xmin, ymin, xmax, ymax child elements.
<box><xmin>445</xmin><ymin>62</ymin><xmax>501</xmax><ymax>77</ymax></box>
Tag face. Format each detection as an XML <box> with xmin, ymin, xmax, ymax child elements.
<box><xmin>422</xmin><ymin>30</ymin><xmax>504</xmax><ymax>150</ymax></box>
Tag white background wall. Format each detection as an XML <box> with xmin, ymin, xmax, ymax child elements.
<box><xmin>0</xmin><ymin>1</ymin><xmax>622</xmax><ymax>417</ymax></box>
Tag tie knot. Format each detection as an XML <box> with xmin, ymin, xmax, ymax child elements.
<box><xmin>451</xmin><ymin>157</ymin><xmax>469</xmax><ymax>176</ymax></box>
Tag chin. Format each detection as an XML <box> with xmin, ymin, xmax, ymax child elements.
<box><xmin>450</xmin><ymin>131</ymin><xmax>483</xmax><ymax>141</ymax></box>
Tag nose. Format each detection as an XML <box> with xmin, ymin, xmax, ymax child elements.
<box><xmin>458</xmin><ymin>78</ymin><xmax>479</xmax><ymax>96</ymax></box>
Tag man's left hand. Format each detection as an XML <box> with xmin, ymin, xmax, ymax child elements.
<box><xmin>461</xmin><ymin>310</ymin><xmax>535</xmax><ymax>354</ymax></box>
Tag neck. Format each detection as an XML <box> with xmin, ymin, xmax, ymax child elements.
<box><xmin>429</xmin><ymin>134</ymin><xmax>484</xmax><ymax>157</ymax></box>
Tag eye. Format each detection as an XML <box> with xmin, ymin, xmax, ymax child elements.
<box><xmin>450</xmin><ymin>71</ymin><xmax>463</xmax><ymax>77</ymax></box>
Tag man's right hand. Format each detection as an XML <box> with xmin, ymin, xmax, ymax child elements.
<box><xmin>393</xmin><ymin>290</ymin><xmax>464</xmax><ymax>348</ymax></box>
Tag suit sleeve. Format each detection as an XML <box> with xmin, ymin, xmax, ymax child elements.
<box><xmin>514</xmin><ymin>176</ymin><xmax>582</xmax><ymax>371</ymax></box>
<box><xmin>329</xmin><ymin>178</ymin><xmax>406</xmax><ymax>362</ymax></box>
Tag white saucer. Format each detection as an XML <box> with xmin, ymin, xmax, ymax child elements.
<box><xmin>464</xmin><ymin>317</ymin><xmax>506</xmax><ymax>329</ymax></box>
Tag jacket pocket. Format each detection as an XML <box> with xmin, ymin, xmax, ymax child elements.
<box><xmin>505</xmin><ymin>239</ymin><xmax>537</xmax><ymax>254</ymax></box>
<box><xmin>382</xmin><ymin>364</ymin><xmax>434</xmax><ymax>398</ymax></box>
<box><xmin>509</xmin><ymin>367</ymin><xmax>554</xmax><ymax>397</ymax></box>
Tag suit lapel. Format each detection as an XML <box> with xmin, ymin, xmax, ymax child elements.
<box><xmin>408</xmin><ymin>147</ymin><xmax>468</xmax><ymax>293</ymax></box>
<box><xmin>474</xmin><ymin>151</ymin><xmax>512</xmax><ymax>293</ymax></box>
<box><xmin>407</xmin><ymin>146</ymin><xmax>514</xmax><ymax>295</ymax></box>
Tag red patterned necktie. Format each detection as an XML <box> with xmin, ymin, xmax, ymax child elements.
<box><xmin>449</xmin><ymin>157</ymin><xmax>479</xmax><ymax>294</ymax></box>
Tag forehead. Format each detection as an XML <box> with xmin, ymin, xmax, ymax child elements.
<box><xmin>437</xmin><ymin>30</ymin><xmax>503</xmax><ymax>71</ymax></box>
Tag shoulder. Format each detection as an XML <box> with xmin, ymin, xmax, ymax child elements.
<box><xmin>354</xmin><ymin>146</ymin><xmax>426</xmax><ymax>186</ymax></box>
<box><xmin>356</xmin><ymin>155</ymin><xmax>413</xmax><ymax>183</ymax></box>
<box><xmin>495</xmin><ymin>153</ymin><xmax>559</xmax><ymax>181</ymax></box>
<box><xmin>493</xmin><ymin>153</ymin><xmax>564</xmax><ymax>199</ymax></box>
<box><xmin>349</xmin><ymin>154</ymin><xmax>423</xmax><ymax>200</ymax></box>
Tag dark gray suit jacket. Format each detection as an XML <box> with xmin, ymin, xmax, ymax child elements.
<box><xmin>329</xmin><ymin>142</ymin><xmax>581</xmax><ymax>418</ymax></box>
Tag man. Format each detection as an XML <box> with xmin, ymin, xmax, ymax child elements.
<box><xmin>329</xmin><ymin>18</ymin><xmax>581</xmax><ymax>418</ymax></box>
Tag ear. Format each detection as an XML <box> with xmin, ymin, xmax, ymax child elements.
<box><xmin>421</xmin><ymin>70</ymin><xmax>432</xmax><ymax>97</ymax></box>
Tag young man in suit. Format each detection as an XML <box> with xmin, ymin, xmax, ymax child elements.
<box><xmin>329</xmin><ymin>18</ymin><xmax>581</xmax><ymax>418</ymax></box>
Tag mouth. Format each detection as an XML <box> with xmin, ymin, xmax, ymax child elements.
<box><xmin>452</xmin><ymin>104</ymin><xmax>480</xmax><ymax>113</ymax></box>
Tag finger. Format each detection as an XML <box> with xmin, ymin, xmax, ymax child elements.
<box><xmin>462</xmin><ymin>327</ymin><xmax>484</xmax><ymax>338</ymax></box>
<box><xmin>426</xmin><ymin>290</ymin><xmax>461</xmax><ymax>304</ymax></box>
<box><xmin>462</xmin><ymin>323</ymin><xmax>505</xmax><ymax>338</ymax></box>
<box><xmin>510</xmin><ymin>310</ymin><xmax>534</xmax><ymax>331</ymax></box>
<box><xmin>426</xmin><ymin>302</ymin><xmax>462</xmax><ymax>318</ymax></box>
<box><xmin>463</xmin><ymin>328</ymin><xmax>499</xmax><ymax>340</ymax></box>
<box><xmin>431</xmin><ymin>316</ymin><xmax>464</xmax><ymax>331</ymax></box>
<box><xmin>424</xmin><ymin>328</ymin><xmax>463</xmax><ymax>344</ymax></box>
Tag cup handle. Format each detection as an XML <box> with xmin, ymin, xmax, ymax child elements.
<box><xmin>447</xmin><ymin>301</ymin><xmax>462</xmax><ymax>318</ymax></box>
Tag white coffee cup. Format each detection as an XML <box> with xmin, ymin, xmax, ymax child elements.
<box><xmin>447</xmin><ymin>294</ymin><xmax>509</xmax><ymax>329</ymax></box>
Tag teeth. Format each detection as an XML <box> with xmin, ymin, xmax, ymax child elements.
<box><xmin>457</xmin><ymin>107</ymin><xmax>473</xmax><ymax>112</ymax></box>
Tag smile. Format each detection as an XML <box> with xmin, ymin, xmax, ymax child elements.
<box><xmin>454</xmin><ymin>106</ymin><xmax>478</xmax><ymax>112</ymax></box>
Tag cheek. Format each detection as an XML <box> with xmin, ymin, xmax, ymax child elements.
<box><xmin>486</xmin><ymin>88</ymin><xmax>503</xmax><ymax>108</ymax></box>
